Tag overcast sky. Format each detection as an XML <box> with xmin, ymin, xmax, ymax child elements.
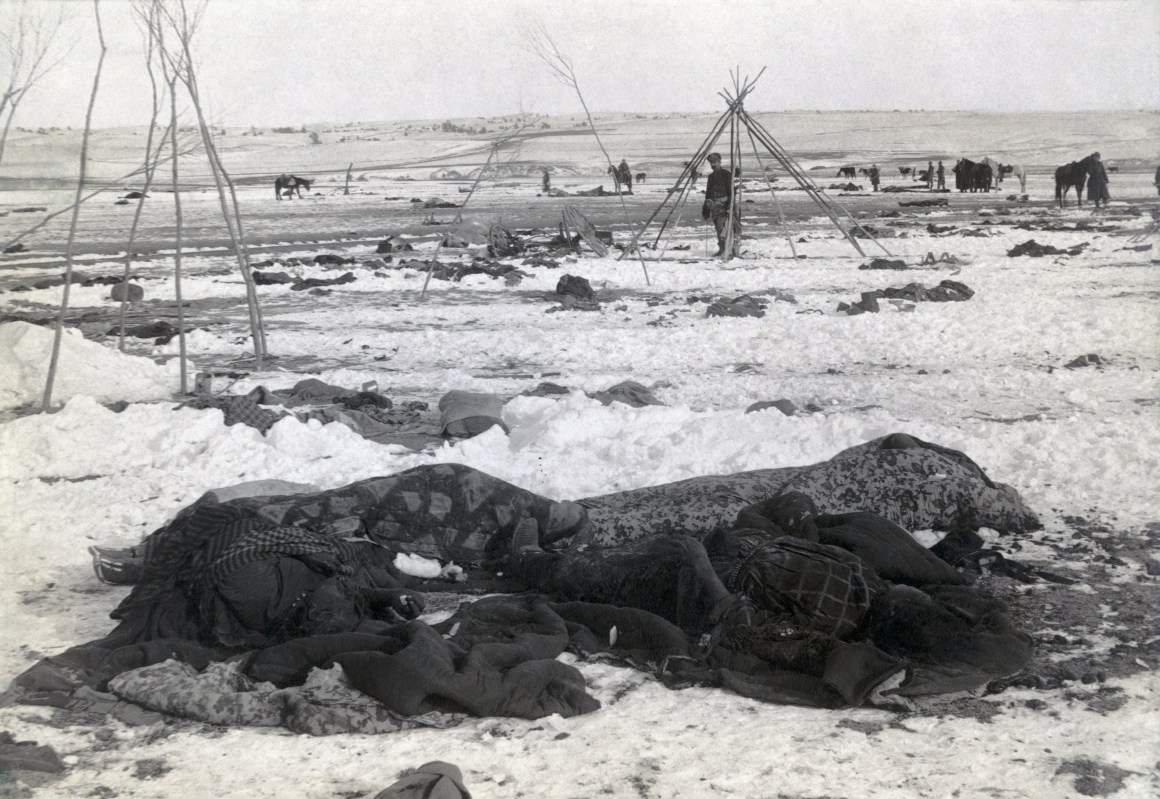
<box><xmin>13</xmin><ymin>0</ymin><xmax>1160</xmax><ymax>129</ymax></box>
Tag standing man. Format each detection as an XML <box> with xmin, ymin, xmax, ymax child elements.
<box><xmin>869</xmin><ymin>164</ymin><xmax>881</xmax><ymax>192</ymax></box>
<box><xmin>926</xmin><ymin>160</ymin><xmax>935</xmax><ymax>190</ymax></box>
<box><xmin>542</xmin><ymin>168</ymin><xmax>551</xmax><ymax>194</ymax></box>
<box><xmin>703</xmin><ymin>152</ymin><xmax>739</xmax><ymax>258</ymax></box>
<box><xmin>936</xmin><ymin>161</ymin><xmax>946</xmax><ymax>190</ymax></box>
<box><xmin>1087</xmin><ymin>152</ymin><xmax>1110</xmax><ymax>209</ymax></box>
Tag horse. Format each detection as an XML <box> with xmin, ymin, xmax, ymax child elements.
<box><xmin>1055</xmin><ymin>154</ymin><xmax>1097</xmax><ymax>207</ymax></box>
<box><xmin>1002</xmin><ymin>164</ymin><xmax>1027</xmax><ymax>193</ymax></box>
<box><xmin>980</xmin><ymin>157</ymin><xmax>1004</xmax><ymax>189</ymax></box>
<box><xmin>899</xmin><ymin>167</ymin><xmax>913</xmax><ymax>178</ymax></box>
<box><xmin>952</xmin><ymin>159</ymin><xmax>973</xmax><ymax>192</ymax></box>
<box><xmin>274</xmin><ymin>174</ymin><xmax>312</xmax><ymax>200</ymax></box>
<box><xmin>836</xmin><ymin>166</ymin><xmax>856</xmax><ymax>179</ymax></box>
<box><xmin>607</xmin><ymin>165</ymin><xmax>633</xmax><ymax>193</ymax></box>
<box><xmin>635</xmin><ymin>172</ymin><xmax>646</xmax><ymax>184</ymax></box>
<box><xmin>974</xmin><ymin>162</ymin><xmax>993</xmax><ymax>193</ymax></box>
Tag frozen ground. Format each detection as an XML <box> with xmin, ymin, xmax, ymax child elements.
<box><xmin>0</xmin><ymin>112</ymin><xmax>1158</xmax><ymax>798</ymax></box>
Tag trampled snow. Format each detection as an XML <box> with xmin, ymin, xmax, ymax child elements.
<box><xmin>1</xmin><ymin>112</ymin><xmax>1158</xmax><ymax>798</ymax></box>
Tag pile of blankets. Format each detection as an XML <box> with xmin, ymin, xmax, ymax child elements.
<box><xmin>3</xmin><ymin>434</ymin><xmax>1040</xmax><ymax>734</ymax></box>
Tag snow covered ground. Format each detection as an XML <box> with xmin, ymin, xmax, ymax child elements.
<box><xmin>1</xmin><ymin>113</ymin><xmax>1159</xmax><ymax>798</ymax></box>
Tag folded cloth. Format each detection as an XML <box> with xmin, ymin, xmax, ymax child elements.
<box><xmin>438</xmin><ymin>391</ymin><xmax>508</xmax><ymax>438</ymax></box>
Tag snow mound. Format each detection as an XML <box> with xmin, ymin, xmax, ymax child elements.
<box><xmin>0</xmin><ymin>321</ymin><xmax>189</xmax><ymax>410</ymax></box>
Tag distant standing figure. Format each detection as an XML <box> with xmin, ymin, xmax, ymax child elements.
<box><xmin>1154</xmin><ymin>164</ymin><xmax>1160</xmax><ymax>195</ymax></box>
<box><xmin>703</xmin><ymin>152</ymin><xmax>739</xmax><ymax>258</ymax></box>
<box><xmin>542</xmin><ymin>169</ymin><xmax>551</xmax><ymax>193</ymax></box>
<box><xmin>1086</xmin><ymin>152</ymin><xmax>1110</xmax><ymax>209</ymax></box>
<box><xmin>618</xmin><ymin>159</ymin><xmax>633</xmax><ymax>193</ymax></box>
<box><xmin>936</xmin><ymin>161</ymin><xmax>946</xmax><ymax>190</ymax></box>
<box><xmin>869</xmin><ymin>164</ymin><xmax>880</xmax><ymax>192</ymax></box>
<box><xmin>926</xmin><ymin>161</ymin><xmax>934</xmax><ymax>190</ymax></box>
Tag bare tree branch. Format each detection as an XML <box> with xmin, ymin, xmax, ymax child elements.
<box><xmin>520</xmin><ymin>24</ymin><xmax>650</xmax><ymax>284</ymax></box>
<box><xmin>0</xmin><ymin>0</ymin><xmax>73</xmax><ymax>165</ymax></box>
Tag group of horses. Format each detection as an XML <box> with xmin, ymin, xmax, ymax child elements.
<box><xmin>272</xmin><ymin>153</ymin><xmax>1105</xmax><ymax>208</ymax></box>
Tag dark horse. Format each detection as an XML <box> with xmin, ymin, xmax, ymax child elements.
<box><xmin>274</xmin><ymin>174</ymin><xmax>313</xmax><ymax>200</ymax></box>
<box><xmin>1054</xmin><ymin>155</ymin><xmax>1096</xmax><ymax>208</ymax></box>
<box><xmin>607</xmin><ymin>165</ymin><xmax>633</xmax><ymax>193</ymax></box>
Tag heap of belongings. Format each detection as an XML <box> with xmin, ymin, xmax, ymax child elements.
<box><xmin>839</xmin><ymin>280</ymin><xmax>974</xmax><ymax>314</ymax></box>
<box><xmin>6</xmin><ymin>435</ymin><xmax>1043</xmax><ymax>734</ymax></box>
<box><xmin>180</xmin><ymin>379</ymin><xmax>434</xmax><ymax>444</ymax></box>
<box><xmin>706</xmin><ymin>295</ymin><xmax>767</xmax><ymax>318</ymax></box>
<box><xmin>1007</xmin><ymin>239</ymin><xmax>1090</xmax><ymax>257</ymax></box>
<box><xmin>858</xmin><ymin>258</ymin><xmax>908</xmax><ymax>271</ymax></box>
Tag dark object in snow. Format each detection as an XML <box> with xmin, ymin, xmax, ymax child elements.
<box><xmin>290</xmin><ymin>272</ymin><xmax>356</xmax><ymax>291</ymax></box>
<box><xmin>122</xmin><ymin>191</ymin><xmax>148</xmax><ymax>199</ymax></box>
<box><xmin>926</xmin><ymin>223</ymin><xmax>956</xmax><ymax>234</ymax></box>
<box><xmin>12</xmin><ymin>206</ymin><xmax>47</xmax><ymax>213</ymax></box>
<box><xmin>108</xmin><ymin>321</ymin><xmax>178</xmax><ymax>340</ymax></box>
<box><xmin>376</xmin><ymin>236</ymin><xmax>413</xmax><ymax>254</ymax></box>
<box><xmin>841</xmin><ymin>280</ymin><xmax>973</xmax><ymax>314</ymax></box>
<box><xmin>881</xmin><ymin>280</ymin><xmax>974</xmax><ymax>303</ymax></box>
<box><xmin>439</xmin><ymin>390</ymin><xmax>509</xmax><ymax>438</ymax></box>
<box><xmin>588</xmin><ymin>380</ymin><xmax>665</xmax><ymax>408</ymax></box>
<box><xmin>114</xmin><ymin>199</ymin><xmax>130</xmax><ymax>205</ymax></box>
<box><xmin>556</xmin><ymin>274</ymin><xmax>594</xmax><ymax>300</ymax></box>
<box><xmin>372</xmin><ymin>762</ymin><xmax>473</xmax><ymax>799</ymax></box>
<box><xmin>1007</xmin><ymin>239</ymin><xmax>1089</xmax><ymax>258</ymax></box>
<box><xmin>860</xmin><ymin>258</ymin><xmax>908</xmax><ymax>271</ymax></box>
<box><xmin>110</xmin><ymin>282</ymin><xmax>145</xmax><ymax>302</ymax></box>
<box><xmin>314</xmin><ymin>253</ymin><xmax>350</xmax><ymax>266</ymax></box>
<box><xmin>521</xmin><ymin>254</ymin><xmax>560</xmax><ymax>269</ymax></box>
<box><xmin>338</xmin><ymin>391</ymin><xmax>393</xmax><ymax>411</ymax></box>
<box><xmin>523</xmin><ymin>382</ymin><xmax>571</xmax><ymax>398</ymax></box>
<box><xmin>1118</xmin><ymin>243</ymin><xmax>1152</xmax><ymax>252</ymax></box>
<box><xmin>899</xmin><ymin>199</ymin><xmax>948</xmax><ymax>207</ymax></box>
<box><xmin>707</xmin><ymin>294</ymin><xmax>767</xmax><ymax>318</ymax></box>
<box><xmin>84</xmin><ymin>275</ymin><xmax>136</xmax><ymax>287</ymax></box>
<box><xmin>252</xmin><ymin>270</ymin><xmax>294</xmax><ymax>285</ymax></box>
<box><xmin>1064</xmin><ymin>354</ymin><xmax>1103</xmax><ymax>369</ymax></box>
<box><xmin>427</xmin><ymin>260</ymin><xmax>526</xmax><ymax>284</ymax></box>
<box><xmin>746</xmin><ymin>399</ymin><xmax>797</xmax><ymax>416</ymax></box>
<box><xmin>35</xmin><ymin>270</ymin><xmax>90</xmax><ymax>289</ymax></box>
<box><xmin>3</xmin><ymin>242</ymin><xmax>25</xmax><ymax>254</ymax></box>
<box><xmin>423</xmin><ymin>198</ymin><xmax>460</xmax><ymax>209</ymax></box>
<box><xmin>0</xmin><ymin>732</ymin><xmax>66</xmax><ymax>774</ymax></box>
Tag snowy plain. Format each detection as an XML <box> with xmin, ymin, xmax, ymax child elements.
<box><xmin>0</xmin><ymin>112</ymin><xmax>1159</xmax><ymax>798</ymax></box>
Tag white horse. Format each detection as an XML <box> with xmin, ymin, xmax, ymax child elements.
<box><xmin>1004</xmin><ymin>163</ymin><xmax>1028</xmax><ymax>193</ymax></box>
<box><xmin>979</xmin><ymin>157</ymin><xmax>1005</xmax><ymax>190</ymax></box>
